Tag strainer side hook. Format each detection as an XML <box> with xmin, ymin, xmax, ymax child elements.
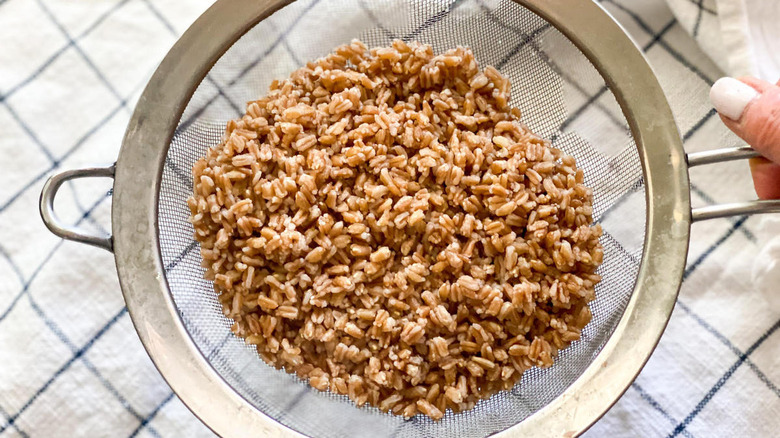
<box><xmin>39</xmin><ymin>165</ymin><xmax>115</xmax><ymax>252</ymax></box>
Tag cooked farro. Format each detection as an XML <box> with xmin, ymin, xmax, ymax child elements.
<box><xmin>188</xmin><ymin>39</ymin><xmax>603</xmax><ymax>421</ymax></box>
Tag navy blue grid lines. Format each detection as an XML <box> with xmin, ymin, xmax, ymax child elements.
<box><xmin>691</xmin><ymin>0</ymin><xmax>705</xmax><ymax>37</ymax></box>
<box><xmin>34</xmin><ymin>0</ymin><xmax>126</xmax><ymax>104</ymax></box>
<box><xmin>0</xmin><ymin>76</ymin><xmax>144</xmax><ymax>215</ymax></box>
<box><xmin>128</xmin><ymin>393</ymin><xmax>176</xmax><ymax>438</ymax></box>
<box><xmin>0</xmin><ymin>0</ymin><xmax>133</xmax><ymax>103</ymax></box>
<box><xmin>1</xmin><ymin>1</ymin><xmax>777</xmax><ymax>437</ymax></box>
<box><xmin>604</xmin><ymin>0</ymin><xmax>716</xmax><ymax>86</ymax></box>
<box><xmin>0</xmin><ymin>2</ymin><xmax>190</xmax><ymax>436</ymax></box>
<box><xmin>686</xmin><ymin>0</ymin><xmax>715</xmax><ymax>15</ymax></box>
<box><xmin>668</xmin><ymin>319</ymin><xmax>780</xmax><ymax>438</ymax></box>
<box><xmin>632</xmin><ymin>383</ymin><xmax>695</xmax><ymax>438</ymax></box>
<box><xmin>0</xmin><ymin>307</ymin><xmax>129</xmax><ymax>435</ymax></box>
<box><xmin>683</xmin><ymin>216</ymin><xmax>748</xmax><ymax>280</ymax></box>
<box><xmin>0</xmin><ymin>242</ymin><xmax>25</xmax><ymax>286</ymax></box>
<box><xmin>0</xmin><ymin>193</ymin><xmax>165</xmax><ymax>438</ymax></box>
<box><xmin>675</xmin><ymin>301</ymin><xmax>780</xmax><ymax>398</ymax></box>
<box><xmin>1</xmin><ymin>102</ymin><xmax>57</xmax><ymax>164</ymax></box>
<box><xmin>0</xmin><ymin>193</ymin><xmax>111</xmax><ymax>324</ymax></box>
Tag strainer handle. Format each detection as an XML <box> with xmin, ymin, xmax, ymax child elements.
<box><xmin>39</xmin><ymin>165</ymin><xmax>115</xmax><ymax>252</ymax></box>
<box><xmin>687</xmin><ymin>146</ymin><xmax>780</xmax><ymax>221</ymax></box>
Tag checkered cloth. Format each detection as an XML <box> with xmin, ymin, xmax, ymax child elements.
<box><xmin>667</xmin><ymin>0</ymin><xmax>780</xmax><ymax>81</ymax></box>
<box><xmin>0</xmin><ymin>0</ymin><xmax>777</xmax><ymax>437</ymax></box>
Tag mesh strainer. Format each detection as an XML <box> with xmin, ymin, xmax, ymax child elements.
<box><xmin>39</xmin><ymin>1</ymin><xmax>780</xmax><ymax>437</ymax></box>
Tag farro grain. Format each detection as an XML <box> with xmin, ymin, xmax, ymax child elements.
<box><xmin>189</xmin><ymin>40</ymin><xmax>603</xmax><ymax>421</ymax></box>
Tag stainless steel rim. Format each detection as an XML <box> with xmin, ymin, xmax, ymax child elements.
<box><xmin>112</xmin><ymin>1</ymin><xmax>690</xmax><ymax>437</ymax></box>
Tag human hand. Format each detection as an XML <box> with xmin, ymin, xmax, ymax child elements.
<box><xmin>710</xmin><ymin>77</ymin><xmax>780</xmax><ymax>199</ymax></box>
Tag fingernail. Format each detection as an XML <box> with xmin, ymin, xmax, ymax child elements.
<box><xmin>710</xmin><ymin>77</ymin><xmax>760</xmax><ymax>121</ymax></box>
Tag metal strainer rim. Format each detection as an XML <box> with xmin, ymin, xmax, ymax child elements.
<box><xmin>112</xmin><ymin>0</ymin><xmax>690</xmax><ymax>436</ymax></box>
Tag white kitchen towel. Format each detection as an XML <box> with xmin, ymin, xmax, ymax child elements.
<box><xmin>0</xmin><ymin>1</ymin><xmax>778</xmax><ymax>437</ymax></box>
<box><xmin>666</xmin><ymin>0</ymin><xmax>780</xmax><ymax>81</ymax></box>
<box><xmin>665</xmin><ymin>0</ymin><xmax>780</xmax><ymax>361</ymax></box>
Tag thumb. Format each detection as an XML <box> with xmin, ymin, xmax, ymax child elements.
<box><xmin>710</xmin><ymin>77</ymin><xmax>780</xmax><ymax>199</ymax></box>
<box><xmin>709</xmin><ymin>77</ymin><xmax>780</xmax><ymax>162</ymax></box>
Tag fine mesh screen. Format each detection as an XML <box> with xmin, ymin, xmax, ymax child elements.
<box><xmin>157</xmin><ymin>1</ymin><xmax>646</xmax><ymax>437</ymax></box>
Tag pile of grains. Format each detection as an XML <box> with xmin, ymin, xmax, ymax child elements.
<box><xmin>188</xmin><ymin>40</ymin><xmax>603</xmax><ymax>421</ymax></box>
